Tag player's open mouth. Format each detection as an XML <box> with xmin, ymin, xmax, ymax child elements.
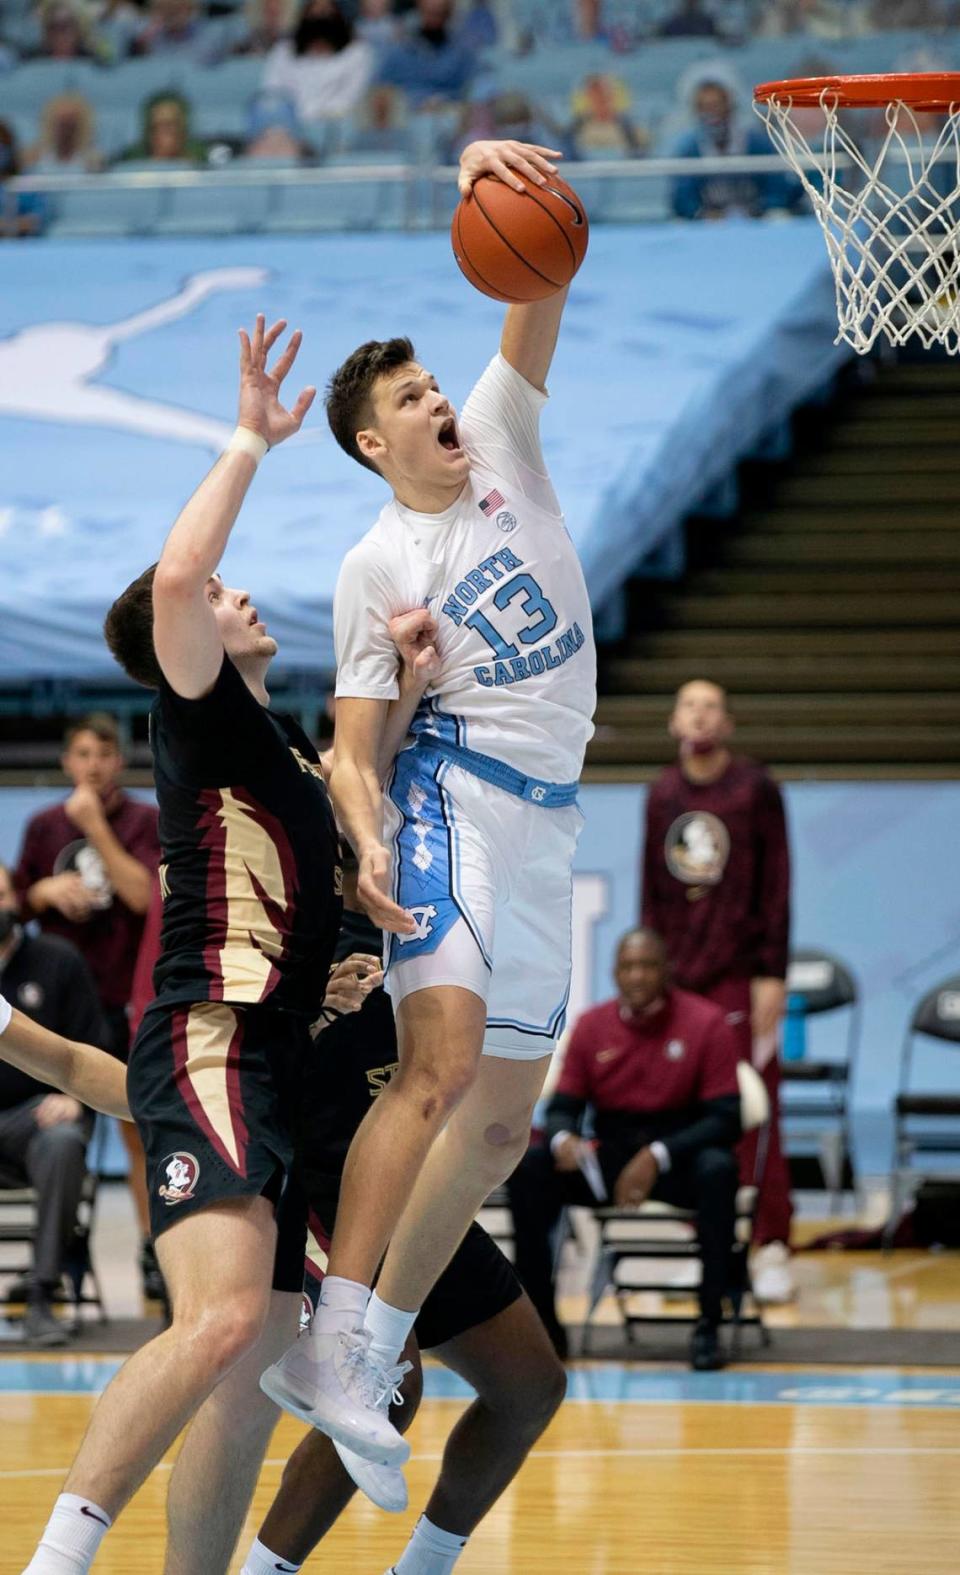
<box><xmin>437</xmin><ymin>416</ymin><xmax>461</xmax><ymax>454</ymax></box>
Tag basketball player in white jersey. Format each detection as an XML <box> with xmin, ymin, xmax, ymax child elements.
<box><xmin>262</xmin><ymin>137</ymin><xmax>597</xmax><ymax>1481</ymax></box>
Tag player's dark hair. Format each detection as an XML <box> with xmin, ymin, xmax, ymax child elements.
<box><xmin>325</xmin><ymin>337</ymin><xmax>416</xmax><ymax>475</ymax></box>
<box><xmin>104</xmin><ymin>564</ymin><xmax>163</xmax><ymax>690</ymax></box>
<box><xmin>63</xmin><ymin>712</ymin><xmax>121</xmax><ymax>751</ymax></box>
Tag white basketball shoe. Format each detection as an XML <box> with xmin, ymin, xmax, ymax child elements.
<box><xmin>260</xmin><ymin>1328</ymin><xmax>411</xmax><ymax>1466</ymax></box>
<box><xmin>751</xmin><ymin>1241</ymin><xmax>796</xmax><ymax>1305</ymax></box>
<box><xmin>334</xmin><ymin>1436</ymin><xmax>409</xmax><ymax>1513</ymax></box>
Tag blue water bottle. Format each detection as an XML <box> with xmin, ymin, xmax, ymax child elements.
<box><xmin>782</xmin><ymin>992</ymin><xmax>807</xmax><ymax>1062</ymax></box>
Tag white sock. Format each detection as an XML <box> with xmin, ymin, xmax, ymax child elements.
<box><xmin>364</xmin><ymin>1290</ymin><xmax>420</xmax><ymax>1367</ymax></box>
<box><xmin>311</xmin><ymin>1274</ymin><xmax>370</xmax><ymax>1335</ymax></box>
<box><xmin>240</xmin><ymin>1535</ymin><xmax>301</xmax><ymax>1574</ymax></box>
<box><xmin>22</xmin><ymin>1493</ymin><xmax>112</xmax><ymax>1573</ymax></box>
<box><xmin>393</xmin><ymin>1515</ymin><xmax>468</xmax><ymax>1575</ymax></box>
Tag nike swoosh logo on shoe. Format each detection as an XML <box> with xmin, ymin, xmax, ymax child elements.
<box><xmin>80</xmin><ymin>1506</ymin><xmax>110</xmax><ymax>1528</ymax></box>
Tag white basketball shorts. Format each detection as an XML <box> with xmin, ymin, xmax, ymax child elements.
<box><xmin>382</xmin><ymin>749</ymin><xmax>583</xmax><ymax>1060</ymax></box>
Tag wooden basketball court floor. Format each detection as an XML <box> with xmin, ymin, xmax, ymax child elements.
<box><xmin>3</xmin><ymin>1244</ymin><xmax>959</xmax><ymax>1574</ymax></box>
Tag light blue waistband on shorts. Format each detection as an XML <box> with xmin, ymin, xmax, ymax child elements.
<box><xmin>414</xmin><ymin>737</ymin><xmax>580</xmax><ymax>808</ymax></box>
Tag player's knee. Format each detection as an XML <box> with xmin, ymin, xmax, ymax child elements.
<box><xmin>482</xmin><ymin>1349</ymin><xmax>567</xmax><ymax>1433</ymax></box>
<box><xmin>175</xmin><ymin>1294</ymin><xmax>267</xmax><ymax>1377</ymax></box>
<box><xmin>527</xmin><ymin>1351</ymin><xmax>567</xmax><ymax>1426</ymax></box>
<box><xmin>398</xmin><ymin>1049</ymin><xmax>478</xmax><ymax>1121</ymax></box>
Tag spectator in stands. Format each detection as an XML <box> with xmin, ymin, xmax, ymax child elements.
<box><xmin>120</xmin><ymin>91</ymin><xmax>205</xmax><ymax>165</ymax></box>
<box><xmin>571</xmin><ymin>73</ymin><xmax>649</xmax><ymax>159</ymax></box>
<box><xmin>670</xmin><ymin>74</ymin><xmax>802</xmax><ymax>220</ymax></box>
<box><xmin>89</xmin><ymin>0</ymin><xmax>144</xmax><ymax>62</ymax></box>
<box><xmin>450</xmin><ymin>88</ymin><xmax>568</xmax><ymax>164</ymax></box>
<box><xmin>0</xmin><ymin>861</ymin><xmax>105</xmax><ymax>1346</ymax></box>
<box><xmin>507</xmin><ymin>928</ymin><xmax>741</xmax><ymax>1371</ymax></box>
<box><xmin>378</xmin><ymin>0</ymin><xmax>475</xmax><ymax>110</ymax></box>
<box><xmin>232</xmin><ymin>0</ymin><xmax>298</xmax><ymax>57</ymax></box>
<box><xmin>133</xmin><ymin>0</ymin><xmax>227</xmax><ymax>65</ymax></box>
<box><xmin>355</xmin><ymin>0</ymin><xmax>401</xmax><ymax>52</ymax></box>
<box><xmin>0</xmin><ymin>121</ymin><xmax>46</xmax><ymax>239</ymax></box>
<box><xmin>640</xmin><ymin>680</ymin><xmax>796</xmax><ymax>1305</ymax></box>
<box><xmin>458</xmin><ymin>0</ymin><xmax>498</xmax><ymax>51</ymax></box>
<box><xmin>576</xmin><ymin>0</ymin><xmax>603</xmax><ymax>38</ymax></box>
<box><xmin>756</xmin><ymin>0</ymin><xmax>861</xmax><ymax>39</ymax></box>
<box><xmin>243</xmin><ymin>88</ymin><xmax>312</xmax><ymax>158</ymax></box>
<box><xmin>27</xmin><ymin>94</ymin><xmax>104</xmax><ymax>174</ymax></box>
<box><xmin>262</xmin><ymin>2</ymin><xmax>376</xmax><ymax>130</ymax></box>
<box><xmin>13</xmin><ymin>714</ymin><xmax>162</xmax><ymax>1300</ymax></box>
<box><xmin>659</xmin><ymin>0</ymin><xmax>719</xmax><ymax>38</ymax></box>
<box><xmin>869</xmin><ymin>0</ymin><xmax>940</xmax><ymax>26</ymax></box>
<box><xmin>32</xmin><ymin>0</ymin><xmax>106</xmax><ymax>62</ymax></box>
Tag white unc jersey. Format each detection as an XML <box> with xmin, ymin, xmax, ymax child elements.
<box><xmin>334</xmin><ymin>353</ymin><xmax>597</xmax><ymax>784</ymax></box>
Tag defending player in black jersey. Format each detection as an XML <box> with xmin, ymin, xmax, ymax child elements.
<box><xmin>248</xmin><ymin>865</ymin><xmax>568</xmax><ymax>1575</ymax></box>
<box><xmin>22</xmin><ymin>316</ymin><xmax>347</xmax><ymax>1575</ymax></box>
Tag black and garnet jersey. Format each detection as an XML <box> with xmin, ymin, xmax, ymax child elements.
<box><xmin>149</xmin><ymin>655</ymin><xmax>341</xmax><ymax>1020</ymax></box>
<box><xmin>295</xmin><ymin>905</ymin><xmax>395</xmax><ymax>1186</ymax></box>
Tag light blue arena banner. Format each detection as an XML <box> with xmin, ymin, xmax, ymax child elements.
<box><xmin>0</xmin><ymin>222</ymin><xmax>844</xmax><ymax>680</ymax></box>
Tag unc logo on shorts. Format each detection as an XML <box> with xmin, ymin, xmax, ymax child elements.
<box><xmin>496</xmin><ymin>510</ymin><xmax>518</xmax><ymax>533</ymax></box>
<box><xmin>158</xmin><ymin>1151</ymin><xmax>200</xmax><ymax>1206</ymax></box>
<box><xmin>398</xmin><ymin>904</ymin><xmax>438</xmax><ymax>944</ymax></box>
<box><xmin>530</xmin><ymin>786</ymin><xmax>547</xmax><ymax>803</ymax></box>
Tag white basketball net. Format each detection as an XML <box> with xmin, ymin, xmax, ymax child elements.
<box><xmin>755</xmin><ymin>92</ymin><xmax>960</xmax><ymax>354</ymax></box>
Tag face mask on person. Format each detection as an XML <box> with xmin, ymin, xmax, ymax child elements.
<box><xmin>0</xmin><ymin>910</ymin><xmax>20</xmax><ymax>945</ymax></box>
<box><xmin>680</xmin><ymin>736</ymin><xmax>720</xmax><ymax>757</ymax></box>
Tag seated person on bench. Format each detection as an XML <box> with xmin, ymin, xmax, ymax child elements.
<box><xmin>507</xmin><ymin>927</ymin><xmax>741</xmax><ymax>1370</ymax></box>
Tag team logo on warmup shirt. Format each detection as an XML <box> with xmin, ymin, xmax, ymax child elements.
<box><xmin>17</xmin><ymin>981</ymin><xmax>44</xmax><ymax>1011</ymax></box>
<box><xmin>664</xmin><ymin>812</ymin><xmax>730</xmax><ymax>889</ymax></box>
<box><xmin>158</xmin><ymin>1151</ymin><xmax>200</xmax><ymax>1205</ymax></box>
<box><xmin>665</xmin><ymin>1039</ymin><xmax>686</xmax><ymax>1062</ymax></box>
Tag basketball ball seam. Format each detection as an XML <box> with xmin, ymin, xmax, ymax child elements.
<box><xmin>471</xmin><ymin>184</ymin><xmax>566</xmax><ymax>291</ymax></box>
<box><xmin>454</xmin><ymin>201</ymin><xmax>530</xmax><ymax>304</ymax></box>
<box><xmin>522</xmin><ymin>184</ymin><xmax>582</xmax><ymax>272</ymax></box>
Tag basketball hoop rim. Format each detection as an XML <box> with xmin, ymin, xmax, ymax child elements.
<box><xmin>753</xmin><ymin>72</ymin><xmax>960</xmax><ymax>112</ymax></box>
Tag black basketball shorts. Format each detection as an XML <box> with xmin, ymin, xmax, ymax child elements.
<box><xmin>128</xmin><ymin>999</ymin><xmax>309</xmax><ymax>1242</ymax></box>
<box><xmin>273</xmin><ymin>1172</ymin><xmax>523</xmax><ymax>1348</ymax></box>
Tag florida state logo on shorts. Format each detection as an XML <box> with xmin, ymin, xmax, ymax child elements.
<box><xmin>158</xmin><ymin>1151</ymin><xmax>200</xmax><ymax>1205</ymax></box>
<box><xmin>299</xmin><ymin>1292</ymin><xmax>315</xmax><ymax>1336</ymax></box>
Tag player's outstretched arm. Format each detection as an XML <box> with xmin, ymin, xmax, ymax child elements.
<box><xmin>0</xmin><ymin>998</ymin><xmax>130</xmax><ymax>1121</ymax></box>
<box><xmin>458</xmin><ymin>140</ymin><xmax>570</xmax><ymax>392</ymax></box>
<box><xmin>330</xmin><ymin>699</ymin><xmax>415</xmax><ymax>936</ymax></box>
<box><xmin>153</xmin><ymin>313</ymin><xmax>316</xmax><ymax>700</ymax></box>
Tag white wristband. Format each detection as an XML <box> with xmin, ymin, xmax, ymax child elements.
<box><xmin>649</xmin><ymin>1140</ymin><xmax>671</xmax><ymax>1174</ymax></box>
<box><xmin>0</xmin><ymin>993</ymin><xmax>11</xmax><ymax>1036</ymax></box>
<box><xmin>226</xmin><ymin>426</ymin><xmax>268</xmax><ymax>465</ymax></box>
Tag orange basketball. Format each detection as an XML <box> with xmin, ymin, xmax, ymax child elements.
<box><xmin>451</xmin><ymin>171</ymin><xmax>589</xmax><ymax>304</ymax></box>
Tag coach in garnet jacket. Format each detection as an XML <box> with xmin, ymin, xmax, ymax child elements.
<box><xmin>640</xmin><ymin>680</ymin><xmax>794</xmax><ymax>1302</ymax></box>
<box><xmin>508</xmin><ymin>928</ymin><xmax>740</xmax><ymax>1372</ymax></box>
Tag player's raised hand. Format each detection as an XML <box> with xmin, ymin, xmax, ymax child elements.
<box><xmin>389</xmin><ymin>608</ymin><xmax>441</xmax><ymax>687</ymax></box>
<box><xmin>458</xmin><ymin>139</ymin><xmax>563</xmax><ymax>197</ymax></box>
<box><xmin>358</xmin><ymin>843</ymin><xmax>416</xmax><ymax>936</ymax></box>
<box><xmin>237</xmin><ymin>313</ymin><xmax>316</xmax><ymax>449</ymax></box>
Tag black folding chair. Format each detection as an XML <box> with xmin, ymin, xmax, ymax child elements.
<box><xmin>782</xmin><ymin>948</ymin><xmax>860</xmax><ymax>1209</ymax></box>
<box><xmin>885</xmin><ymin>973</ymin><xmax>960</xmax><ymax>1248</ymax></box>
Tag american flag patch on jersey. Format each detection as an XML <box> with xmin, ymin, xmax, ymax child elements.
<box><xmin>478</xmin><ymin>488</ymin><xmax>505</xmax><ymax>514</ymax></box>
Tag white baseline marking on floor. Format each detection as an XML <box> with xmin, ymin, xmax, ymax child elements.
<box><xmin>5</xmin><ymin>1446</ymin><xmax>960</xmax><ymax>1481</ymax></box>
